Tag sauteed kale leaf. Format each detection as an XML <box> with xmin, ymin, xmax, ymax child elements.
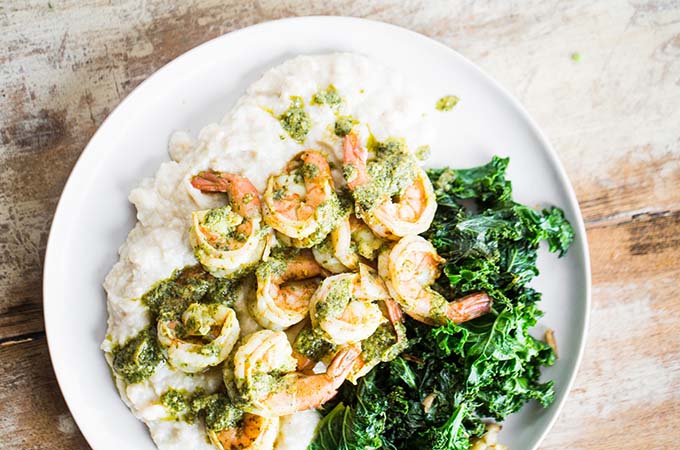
<box><xmin>310</xmin><ymin>156</ymin><xmax>574</xmax><ymax>450</ymax></box>
<box><xmin>425</xmin><ymin>156</ymin><xmax>574</xmax><ymax>309</ymax></box>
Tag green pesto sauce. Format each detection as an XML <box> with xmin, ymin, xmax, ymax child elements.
<box><xmin>289</xmin><ymin>193</ymin><xmax>344</xmax><ymax>248</ymax></box>
<box><xmin>334</xmin><ymin>115</ymin><xmax>356</xmax><ymax>137</ymax></box>
<box><xmin>201</xmin><ymin>206</ymin><xmax>247</xmax><ymax>249</ymax></box>
<box><xmin>361</xmin><ymin>322</ymin><xmax>408</xmax><ymax>364</ymax></box>
<box><xmin>190</xmin><ymin>392</ymin><xmax>243</xmax><ymax>431</ymax></box>
<box><xmin>279</xmin><ymin>96</ymin><xmax>311</xmax><ymax>143</ymax></box>
<box><xmin>294</xmin><ymin>327</ymin><xmax>335</xmax><ymax>361</ymax></box>
<box><xmin>342</xmin><ymin>164</ymin><xmax>358</xmax><ymax>184</ymax></box>
<box><xmin>415</xmin><ymin>144</ymin><xmax>431</xmax><ymax>161</ymax></box>
<box><xmin>204</xmin><ymin>205</ymin><xmax>240</xmax><ymax>229</ymax></box>
<box><xmin>336</xmin><ymin>186</ymin><xmax>354</xmax><ymax>212</ymax></box>
<box><xmin>256</xmin><ymin>255</ymin><xmax>287</xmax><ymax>281</ymax></box>
<box><xmin>429</xmin><ymin>291</ymin><xmax>450</xmax><ymax>325</ymax></box>
<box><xmin>256</xmin><ymin>246</ymin><xmax>304</xmax><ymax>280</ymax></box>
<box><xmin>353</xmin><ymin>234</ymin><xmax>385</xmax><ymax>261</ymax></box>
<box><xmin>351</xmin><ymin>137</ymin><xmax>418</xmax><ymax>214</ymax></box>
<box><xmin>142</xmin><ymin>265</ymin><xmax>237</xmax><ymax>322</ymax></box>
<box><xmin>161</xmin><ymin>388</ymin><xmax>190</xmax><ymax>418</ymax></box>
<box><xmin>300</xmin><ymin>162</ymin><xmax>320</xmax><ymax>180</ymax></box>
<box><xmin>272</xmin><ymin>187</ymin><xmax>286</xmax><ymax>200</ymax></box>
<box><xmin>182</xmin><ymin>303</ymin><xmax>226</xmax><ymax>338</ymax></box>
<box><xmin>314</xmin><ymin>277</ymin><xmax>352</xmax><ymax>322</ymax></box>
<box><xmin>436</xmin><ymin>95</ymin><xmax>459</xmax><ymax>111</ymax></box>
<box><xmin>111</xmin><ymin>327</ymin><xmax>163</xmax><ymax>384</ymax></box>
<box><xmin>312</xmin><ymin>84</ymin><xmax>342</xmax><ymax>107</ymax></box>
<box><xmin>248</xmin><ymin>372</ymin><xmax>283</xmax><ymax>401</ymax></box>
<box><xmin>118</xmin><ymin>265</ymin><xmax>238</xmax><ymax>384</ymax></box>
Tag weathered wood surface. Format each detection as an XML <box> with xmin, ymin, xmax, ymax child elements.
<box><xmin>0</xmin><ymin>1</ymin><xmax>678</xmax><ymax>449</ymax></box>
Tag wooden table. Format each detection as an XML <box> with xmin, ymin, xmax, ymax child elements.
<box><xmin>1</xmin><ymin>1</ymin><xmax>678</xmax><ymax>449</ymax></box>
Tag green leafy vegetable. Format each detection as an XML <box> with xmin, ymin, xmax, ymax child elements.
<box><xmin>310</xmin><ymin>156</ymin><xmax>574</xmax><ymax>450</ymax></box>
<box><xmin>310</xmin><ymin>371</ymin><xmax>387</xmax><ymax>450</ymax></box>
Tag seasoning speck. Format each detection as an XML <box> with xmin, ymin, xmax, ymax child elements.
<box><xmin>435</xmin><ymin>95</ymin><xmax>459</xmax><ymax>112</ymax></box>
<box><xmin>571</xmin><ymin>52</ymin><xmax>581</xmax><ymax>62</ymax></box>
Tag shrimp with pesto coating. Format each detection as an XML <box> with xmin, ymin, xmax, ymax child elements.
<box><xmin>378</xmin><ymin>234</ymin><xmax>492</xmax><ymax>325</ymax></box>
<box><xmin>342</xmin><ymin>132</ymin><xmax>437</xmax><ymax>239</ymax></box>
<box><xmin>309</xmin><ymin>264</ymin><xmax>389</xmax><ymax>346</ymax></box>
<box><xmin>312</xmin><ymin>213</ymin><xmax>386</xmax><ymax>273</ymax></box>
<box><xmin>157</xmin><ymin>303</ymin><xmax>240</xmax><ymax>373</ymax></box>
<box><xmin>232</xmin><ymin>330</ymin><xmax>360</xmax><ymax>417</ymax></box>
<box><xmin>263</xmin><ymin>151</ymin><xmax>343</xmax><ymax>248</ymax></box>
<box><xmin>249</xmin><ymin>248</ymin><xmax>325</xmax><ymax>331</ymax></box>
<box><xmin>209</xmin><ymin>413</ymin><xmax>279</xmax><ymax>450</ymax></box>
<box><xmin>190</xmin><ymin>171</ymin><xmax>270</xmax><ymax>278</ymax></box>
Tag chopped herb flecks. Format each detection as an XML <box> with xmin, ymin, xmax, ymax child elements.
<box><xmin>436</xmin><ymin>95</ymin><xmax>459</xmax><ymax>111</ymax></box>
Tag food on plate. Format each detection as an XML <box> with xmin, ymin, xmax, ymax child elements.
<box><xmin>190</xmin><ymin>171</ymin><xmax>270</xmax><ymax>278</ymax></box>
<box><xmin>378</xmin><ymin>234</ymin><xmax>492</xmax><ymax>325</ymax></box>
<box><xmin>342</xmin><ymin>131</ymin><xmax>437</xmax><ymax>239</ymax></box>
<box><xmin>102</xmin><ymin>53</ymin><xmax>574</xmax><ymax>450</ymax></box>
<box><xmin>250</xmin><ymin>248</ymin><xmax>324</xmax><ymax>331</ymax></box>
<box><xmin>263</xmin><ymin>150</ymin><xmax>343</xmax><ymax>248</ymax></box>
<box><xmin>436</xmin><ymin>95</ymin><xmax>460</xmax><ymax>111</ymax></box>
<box><xmin>231</xmin><ymin>329</ymin><xmax>361</xmax><ymax>417</ymax></box>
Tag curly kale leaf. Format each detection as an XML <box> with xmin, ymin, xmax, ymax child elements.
<box><xmin>428</xmin><ymin>155</ymin><xmax>513</xmax><ymax>207</ymax></box>
<box><xmin>310</xmin><ymin>370</ymin><xmax>387</xmax><ymax>450</ymax></box>
<box><xmin>425</xmin><ymin>159</ymin><xmax>574</xmax><ymax>308</ymax></box>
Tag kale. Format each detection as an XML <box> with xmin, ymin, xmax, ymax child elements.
<box><xmin>310</xmin><ymin>370</ymin><xmax>388</xmax><ymax>450</ymax></box>
<box><xmin>425</xmin><ymin>156</ymin><xmax>574</xmax><ymax>309</ymax></box>
<box><xmin>309</xmin><ymin>156</ymin><xmax>574</xmax><ymax>450</ymax></box>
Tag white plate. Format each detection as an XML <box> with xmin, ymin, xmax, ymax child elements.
<box><xmin>43</xmin><ymin>16</ymin><xmax>591</xmax><ymax>450</ymax></box>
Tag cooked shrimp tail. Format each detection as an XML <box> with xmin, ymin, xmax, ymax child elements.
<box><xmin>343</xmin><ymin>133</ymin><xmax>369</xmax><ymax>190</ymax></box>
<box><xmin>379</xmin><ymin>235</ymin><xmax>492</xmax><ymax>326</ymax></box>
<box><xmin>233</xmin><ymin>330</ymin><xmax>359</xmax><ymax>416</ymax></box>
<box><xmin>291</xmin><ymin>349</ymin><xmax>316</xmax><ymax>374</ymax></box>
<box><xmin>262</xmin><ymin>344</ymin><xmax>360</xmax><ymax>414</ymax></box>
<box><xmin>446</xmin><ymin>292</ymin><xmax>492</xmax><ymax>324</ymax></box>
<box><xmin>191</xmin><ymin>170</ymin><xmax>231</xmax><ymax>192</ymax></box>
<box><xmin>189</xmin><ymin>171</ymin><xmax>269</xmax><ymax>278</ymax></box>
<box><xmin>384</xmin><ymin>298</ymin><xmax>404</xmax><ymax>324</ymax></box>
<box><xmin>383</xmin><ymin>299</ymin><xmax>405</xmax><ymax>342</ymax></box>
<box><xmin>342</xmin><ymin>132</ymin><xmax>436</xmax><ymax>239</ymax></box>
<box><xmin>191</xmin><ymin>171</ymin><xmax>262</xmax><ymax>219</ymax></box>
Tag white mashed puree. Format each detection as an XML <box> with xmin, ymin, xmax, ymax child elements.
<box><xmin>102</xmin><ymin>53</ymin><xmax>433</xmax><ymax>450</ymax></box>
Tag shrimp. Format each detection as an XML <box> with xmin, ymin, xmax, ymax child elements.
<box><xmin>291</xmin><ymin>324</ymin><xmax>335</xmax><ymax>373</ymax></box>
<box><xmin>378</xmin><ymin>235</ymin><xmax>492</xmax><ymax>325</ymax></box>
<box><xmin>232</xmin><ymin>330</ymin><xmax>360</xmax><ymax>417</ymax></box>
<box><xmin>209</xmin><ymin>413</ymin><xmax>279</xmax><ymax>450</ymax></box>
<box><xmin>342</xmin><ymin>295</ymin><xmax>408</xmax><ymax>383</ymax></box>
<box><xmin>250</xmin><ymin>248</ymin><xmax>325</xmax><ymax>331</ymax></box>
<box><xmin>190</xmin><ymin>171</ymin><xmax>270</xmax><ymax>278</ymax></box>
<box><xmin>350</xmin><ymin>214</ymin><xmax>386</xmax><ymax>261</ymax></box>
<box><xmin>312</xmin><ymin>214</ymin><xmax>386</xmax><ymax>273</ymax></box>
<box><xmin>263</xmin><ymin>151</ymin><xmax>343</xmax><ymax>248</ymax></box>
<box><xmin>309</xmin><ymin>265</ymin><xmax>388</xmax><ymax>346</ymax></box>
<box><xmin>157</xmin><ymin>303</ymin><xmax>240</xmax><ymax>373</ymax></box>
<box><xmin>343</xmin><ymin>132</ymin><xmax>437</xmax><ymax>239</ymax></box>
<box><xmin>288</xmin><ymin>297</ymin><xmax>407</xmax><ymax>384</ymax></box>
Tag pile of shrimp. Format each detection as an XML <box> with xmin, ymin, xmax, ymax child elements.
<box><xmin>169</xmin><ymin>131</ymin><xmax>492</xmax><ymax>449</ymax></box>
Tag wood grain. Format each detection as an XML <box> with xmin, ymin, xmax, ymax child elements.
<box><xmin>0</xmin><ymin>336</ymin><xmax>88</xmax><ymax>449</ymax></box>
<box><xmin>0</xmin><ymin>0</ymin><xmax>678</xmax><ymax>449</ymax></box>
